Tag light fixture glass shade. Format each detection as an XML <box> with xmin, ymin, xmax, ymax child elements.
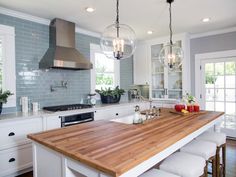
<box><xmin>100</xmin><ymin>23</ymin><xmax>136</xmax><ymax>59</ymax></box>
<box><xmin>159</xmin><ymin>42</ymin><xmax>183</xmax><ymax>71</ymax></box>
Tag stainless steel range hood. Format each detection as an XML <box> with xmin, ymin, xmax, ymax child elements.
<box><xmin>39</xmin><ymin>18</ymin><xmax>93</xmax><ymax>70</ymax></box>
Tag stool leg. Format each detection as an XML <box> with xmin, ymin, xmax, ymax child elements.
<box><xmin>204</xmin><ymin>161</ymin><xmax>208</xmax><ymax>177</ymax></box>
<box><xmin>212</xmin><ymin>156</ymin><xmax>217</xmax><ymax>177</ymax></box>
<box><xmin>216</xmin><ymin>147</ymin><xmax>220</xmax><ymax>177</ymax></box>
<box><xmin>222</xmin><ymin>143</ymin><xmax>226</xmax><ymax>177</ymax></box>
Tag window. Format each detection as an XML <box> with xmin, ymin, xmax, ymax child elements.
<box><xmin>0</xmin><ymin>25</ymin><xmax>16</xmax><ymax>107</ymax></box>
<box><xmin>90</xmin><ymin>44</ymin><xmax>120</xmax><ymax>93</ymax></box>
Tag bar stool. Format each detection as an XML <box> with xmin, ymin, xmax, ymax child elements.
<box><xmin>180</xmin><ymin>139</ymin><xmax>217</xmax><ymax>177</ymax></box>
<box><xmin>196</xmin><ymin>132</ymin><xmax>226</xmax><ymax>177</ymax></box>
<box><xmin>139</xmin><ymin>169</ymin><xmax>180</xmax><ymax>177</ymax></box>
<box><xmin>159</xmin><ymin>152</ymin><xmax>206</xmax><ymax>177</ymax></box>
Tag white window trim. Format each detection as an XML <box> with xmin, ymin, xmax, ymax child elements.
<box><xmin>0</xmin><ymin>24</ymin><xmax>16</xmax><ymax>108</ymax></box>
<box><xmin>90</xmin><ymin>43</ymin><xmax>120</xmax><ymax>93</ymax></box>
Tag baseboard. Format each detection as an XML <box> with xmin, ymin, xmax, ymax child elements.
<box><xmin>4</xmin><ymin>167</ymin><xmax>32</xmax><ymax>177</ymax></box>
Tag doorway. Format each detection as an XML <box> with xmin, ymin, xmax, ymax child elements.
<box><xmin>195</xmin><ymin>50</ymin><xmax>236</xmax><ymax>138</ymax></box>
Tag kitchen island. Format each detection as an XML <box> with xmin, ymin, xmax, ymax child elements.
<box><xmin>28</xmin><ymin>109</ymin><xmax>224</xmax><ymax>177</ymax></box>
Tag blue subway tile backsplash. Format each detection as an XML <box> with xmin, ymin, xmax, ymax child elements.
<box><xmin>0</xmin><ymin>13</ymin><xmax>133</xmax><ymax>113</ymax></box>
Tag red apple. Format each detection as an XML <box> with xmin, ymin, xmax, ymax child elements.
<box><xmin>175</xmin><ymin>104</ymin><xmax>185</xmax><ymax>112</ymax></box>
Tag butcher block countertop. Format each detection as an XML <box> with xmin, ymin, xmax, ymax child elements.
<box><xmin>28</xmin><ymin>109</ymin><xmax>224</xmax><ymax>177</ymax></box>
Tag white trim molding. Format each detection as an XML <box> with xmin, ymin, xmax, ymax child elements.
<box><xmin>0</xmin><ymin>24</ymin><xmax>16</xmax><ymax>107</ymax></box>
<box><xmin>190</xmin><ymin>26</ymin><xmax>236</xmax><ymax>39</ymax></box>
<box><xmin>0</xmin><ymin>6</ymin><xmax>101</xmax><ymax>38</ymax></box>
<box><xmin>90</xmin><ymin>43</ymin><xmax>120</xmax><ymax>94</ymax></box>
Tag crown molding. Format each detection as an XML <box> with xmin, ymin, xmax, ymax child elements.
<box><xmin>0</xmin><ymin>6</ymin><xmax>50</xmax><ymax>25</ymax></box>
<box><xmin>0</xmin><ymin>6</ymin><xmax>101</xmax><ymax>38</ymax></box>
<box><xmin>190</xmin><ymin>27</ymin><xmax>236</xmax><ymax>39</ymax></box>
<box><xmin>75</xmin><ymin>27</ymin><xmax>100</xmax><ymax>38</ymax></box>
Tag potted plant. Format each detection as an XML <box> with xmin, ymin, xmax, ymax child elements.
<box><xmin>0</xmin><ymin>90</ymin><xmax>13</xmax><ymax>114</ymax></box>
<box><xmin>95</xmin><ymin>86</ymin><xmax>125</xmax><ymax>104</ymax></box>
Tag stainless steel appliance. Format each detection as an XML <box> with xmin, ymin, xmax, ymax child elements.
<box><xmin>60</xmin><ymin>112</ymin><xmax>94</xmax><ymax>127</ymax></box>
<box><xmin>128</xmin><ymin>84</ymin><xmax>150</xmax><ymax>101</ymax></box>
<box><xmin>43</xmin><ymin>104</ymin><xmax>92</xmax><ymax>112</ymax></box>
<box><xmin>43</xmin><ymin>104</ymin><xmax>94</xmax><ymax>127</ymax></box>
<box><xmin>128</xmin><ymin>89</ymin><xmax>140</xmax><ymax>101</ymax></box>
<box><xmin>39</xmin><ymin>18</ymin><xmax>93</xmax><ymax>70</ymax></box>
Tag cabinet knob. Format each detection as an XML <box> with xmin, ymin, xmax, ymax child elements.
<box><xmin>9</xmin><ymin>158</ymin><xmax>15</xmax><ymax>163</ymax></box>
<box><xmin>8</xmin><ymin>132</ymin><xmax>15</xmax><ymax>136</ymax></box>
<box><xmin>116</xmin><ymin>113</ymin><xmax>119</xmax><ymax>116</ymax></box>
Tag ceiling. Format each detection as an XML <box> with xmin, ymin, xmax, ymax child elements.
<box><xmin>0</xmin><ymin>0</ymin><xmax>236</xmax><ymax>40</ymax></box>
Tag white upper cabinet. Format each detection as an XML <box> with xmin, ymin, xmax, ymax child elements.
<box><xmin>133</xmin><ymin>33</ymin><xmax>191</xmax><ymax>100</ymax></box>
<box><xmin>133</xmin><ymin>43</ymin><xmax>149</xmax><ymax>85</ymax></box>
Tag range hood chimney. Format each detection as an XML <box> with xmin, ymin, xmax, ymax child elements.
<box><xmin>39</xmin><ymin>18</ymin><xmax>93</xmax><ymax>70</ymax></box>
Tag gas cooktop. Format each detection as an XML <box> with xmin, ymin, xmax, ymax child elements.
<box><xmin>43</xmin><ymin>104</ymin><xmax>93</xmax><ymax>112</ymax></box>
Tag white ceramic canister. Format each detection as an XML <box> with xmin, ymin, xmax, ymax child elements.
<box><xmin>32</xmin><ymin>102</ymin><xmax>40</xmax><ymax>112</ymax></box>
<box><xmin>20</xmin><ymin>97</ymin><xmax>29</xmax><ymax>113</ymax></box>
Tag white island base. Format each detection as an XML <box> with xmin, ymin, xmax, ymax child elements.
<box><xmin>31</xmin><ymin>115</ymin><xmax>222</xmax><ymax>177</ymax></box>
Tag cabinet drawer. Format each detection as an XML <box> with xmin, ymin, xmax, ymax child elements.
<box><xmin>0</xmin><ymin>118</ymin><xmax>42</xmax><ymax>149</ymax></box>
<box><xmin>0</xmin><ymin>144</ymin><xmax>32</xmax><ymax>176</ymax></box>
<box><xmin>94</xmin><ymin>109</ymin><xmax>116</xmax><ymax>121</ymax></box>
<box><xmin>46</xmin><ymin>116</ymin><xmax>61</xmax><ymax>130</ymax></box>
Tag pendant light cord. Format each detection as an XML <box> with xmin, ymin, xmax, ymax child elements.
<box><xmin>169</xmin><ymin>2</ymin><xmax>173</xmax><ymax>45</ymax></box>
<box><xmin>116</xmin><ymin>0</ymin><xmax>120</xmax><ymax>38</ymax></box>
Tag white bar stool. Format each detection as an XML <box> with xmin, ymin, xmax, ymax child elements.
<box><xmin>196</xmin><ymin>132</ymin><xmax>226</xmax><ymax>177</ymax></box>
<box><xmin>139</xmin><ymin>169</ymin><xmax>180</xmax><ymax>177</ymax></box>
<box><xmin>180</xmin><ymin>139</ymin><xmax>217</xmax><ymax>176</ymax></box>
<box><xmin>159</xmin><ymin>152</ymin><xmax>206</xmax><ymax>177</ymax></box>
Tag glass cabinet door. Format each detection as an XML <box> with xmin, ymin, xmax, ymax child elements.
<box><xmin>151</xmin><ymin>41</ymin><xmax>183</xmax><ymax>100</ymax></box>
<box><xmin>151</xmin><ymin>44</ymin><xmax>165</xmax><ymax>99</ymax></box>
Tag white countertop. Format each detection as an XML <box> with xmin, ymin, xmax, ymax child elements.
<box><xmin>0</xmin><ymin>101</ymin><xmax>147</xmax><ymax>122</ymax></box>
<box><xmin>0</xmin><ymin>99</ymin><xmax>177</xmax><ymax>123</ymax></box>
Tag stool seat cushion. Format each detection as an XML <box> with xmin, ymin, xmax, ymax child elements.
<box><xmin>196</xmin><ymin>132</ymin><xmax>226</xmax><ymax>146</ymax></box>
<box><xmin>180</xmin><ymin>139</ymin><xmax>217</xmax><ymax>160</ymax></box>
<box><xmin>139</xmin><ymin>169</ymin><xmax>180</xmax><ymax>177</ymax></box>
<box><xmin>160</xmin><ymin>152</ymin><xmax>205</xmax><ymax>177</ymax></box>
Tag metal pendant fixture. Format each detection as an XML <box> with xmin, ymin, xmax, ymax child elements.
<box><xmin>159</xmin><ymin>0</ymin><xmax>183</xmax><ymax>71</ymax></box>
<box><xmin>100</xmin><ymin>0</ymin><xmax>136</xmax><ymax>60</ymax></box>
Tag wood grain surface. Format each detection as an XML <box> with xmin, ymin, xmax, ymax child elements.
<box><xmin>28</xmin><ymin>108</ymin><xmax>224</xmax><ymax>177</ymax></box>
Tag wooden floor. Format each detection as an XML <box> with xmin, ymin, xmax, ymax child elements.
<box><xmin>17</xmin><ymin>139</ymin><xmax>236</xmax><ymax>177</ymax></box>
<box><xmin>226</xmin><ymin>139</ymin><xmax>236</xmax><ymax>177</ymax></box>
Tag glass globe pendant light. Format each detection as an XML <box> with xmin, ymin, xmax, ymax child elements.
<box><xmin>159</xmin><ymin>0</ymin><xmax>183</xmax><ymax>71</ymax></box>
<box><xmin>100</xmin><ymin>0</ymin><xmax>136</xmax><ymax>59</ymax></box>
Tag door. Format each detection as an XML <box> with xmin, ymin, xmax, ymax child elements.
<box><xmin>201</xmin><ymin>58</ymin><xmax>236</xmax><ymax>138</ymax></box>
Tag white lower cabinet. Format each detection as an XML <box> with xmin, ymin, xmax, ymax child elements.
<box><xmin>0</xmin><ymin>117</ymin><xmax>43</xmax><ymax>150</ymax></box>
<box><xmin>0</xmin><ymin>117</ymin><xmax>43</xmax><ymax>177</ymax></box>
<box><xmin>94</xmin><ymin>103</ymin><xmax>149</xmax><ymax>121</ymax></box>
<box><xmin>0</xmin><ymin>144</ymin><xmax>32</xmax><ymax>177</ymax></box>
<box><xmin>45</xmin><ymin>115</ymin><xmax>61</xmax><ymax>130</ymax></box>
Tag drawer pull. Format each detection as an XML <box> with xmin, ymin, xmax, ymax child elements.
<box><xmin>116</xmin><ymin>113</ymin><xmax>119</xmax><ymax>116</ymax></box>
<box><xmin>8</xmin><ymin>132</ymin><xmax>15</xmax><ymax>136</ymax></box>
<box><xmin>8</xmin><ymin>158</ymin><xmax>15</xmax><ymax>163</ymax></box>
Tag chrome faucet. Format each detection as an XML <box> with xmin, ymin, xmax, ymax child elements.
<box><xmin>139</xmin><ymin>95</ymin><xmax>153</xmax><ymax>110</ymax></box>
<box><xmin>50</xmin><ymin>81</ymin><xmax>68</xmax><ymax>92</ymax></box>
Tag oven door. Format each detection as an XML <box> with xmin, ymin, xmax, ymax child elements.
<box><xmin>61</xmin><ymin>112</ymin><xmax>94</xmax><ymax>127</ymax></box>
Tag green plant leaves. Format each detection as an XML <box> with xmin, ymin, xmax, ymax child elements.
<box><xmin>95</xmin><ymin>86</ymin><xmax>125</xmax><ymax>98</ymax></box>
